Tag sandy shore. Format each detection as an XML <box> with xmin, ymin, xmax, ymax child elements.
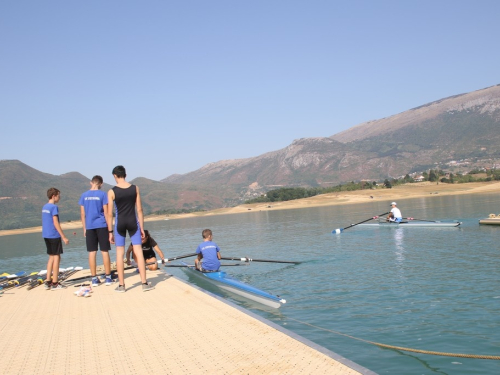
<box><xmin>1</xmin><ymin>181</ymin><xmax>499</xmax><ymax>237</ymax></box>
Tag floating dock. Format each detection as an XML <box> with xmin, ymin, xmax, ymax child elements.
<box><xmin>479</xmin><ymin>214</ymin><xmax>500</xmax><ymax>225</ymax></box>
<box><xmin>0</xmin><ymin>268</ymin><xmax>376</xmax><ymax>374</ymax></box>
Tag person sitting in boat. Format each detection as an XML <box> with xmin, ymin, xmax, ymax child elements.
<box><xmin>387</xmin><ymin>202</ymin><xmax>403</xmax><ymax>223</ymax></box>
<box><xmin>195</xmin><ymin>229</ymin><xmax>221</xmax><ymax>272</ymax></box>
<box><xmin>125</xmin><ymin>229</ymin><xmax>165</xmax><ymax>271</ymax></box>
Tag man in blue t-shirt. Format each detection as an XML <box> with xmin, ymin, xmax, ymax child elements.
<box><xmin>42</xmin><ymin>187</ymin><xmax>69</xmax><ymax>290</ymax></box>
<box><xmin>79</xmin><ymin>175</ymin><xmax>112</xmax><ymax>286</ymax></box>
<box><xmin>195</xmin><ymin>229</ymin><xmax>221</xmax><ymax>272</ymax></box>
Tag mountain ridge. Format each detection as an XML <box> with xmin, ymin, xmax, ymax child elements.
<box><xmin>2</xmin><ymin>83</ymin><xmax>500</xmax><ymax>230</ymax></box>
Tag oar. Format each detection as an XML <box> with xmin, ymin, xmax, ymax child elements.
<box><xmin>160</xmin><ymin>252</ymin><xmax>197</xmax><ymax>263</ymax></box>
<box><xmin>0</xmin><ymin>271</ymin><xmax>27</xmax><ymax>287</ymax></box>
<box><xmin>405</xmin><ymin>217</ymin><xmax>441</xmax><ymax>223</ymax></box>
<box><xmin>332</xmin><ymin>212</ymin><xmax>389</xmax><ymax>234</ymax></box>
<box><xmin>220</xmin><ymin>257</ymin><xmax>300</xmax><ymax>264</ymax></box>
<box><xmin>158</xmin><ymin>263</ymin><xmax>249</xmax><ymax>267</ymax></box>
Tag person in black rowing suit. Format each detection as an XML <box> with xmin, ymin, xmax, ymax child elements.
<box><xmin>125</xmin><ymin>229</ymin><xmax>165</xmax><ymax>271</ymax></box>
<box><xmin>107</xmin><ymin>165</ymin><xmax>154</xmax><ymax>293</ymax></box>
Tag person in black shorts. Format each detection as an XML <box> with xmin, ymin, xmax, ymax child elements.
<box><xmin>79</xmin><ymin>175</ymin><xmax>112</xmax><ymax>286</ymax></box>
<box><xmin>125</xmin><ymin>230</ymin><xmax>165</xmax><ymax>271</ymax></box>
<box><xmin>42</xmin><ymin>187</ymin><xmax>69</xmax><ymax>291</ymax></box>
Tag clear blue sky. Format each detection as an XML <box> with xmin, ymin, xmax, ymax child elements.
<box><xmin>1</xmin><ymin>1</ymin><xmax>499</xmax><ymax>181</ymax></box>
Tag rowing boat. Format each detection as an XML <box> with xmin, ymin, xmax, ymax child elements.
<box><xmin>358</xmin><ymin>220</ymin><xmax>461</xmax><ymax>228</ymax></box>
<box><xmin>180</xmin><ymin>263</ymin><xmax>286</xmax><ymax>309</ymax></box>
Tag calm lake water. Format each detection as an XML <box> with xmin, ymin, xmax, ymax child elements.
<box><xmin>1</xmin><ymin>193</ymin><xmax>499</xmax><ymax>374</ymax></box>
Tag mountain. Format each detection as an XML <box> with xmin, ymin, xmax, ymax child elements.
<box><xmin>163</xmin><ymin>84</ymin><xmax>500</xmax><ymax>186</ymax></box>
<box><xmin>2</xmin><ymin>84</ymin><xmax>500</xmax><ymax>230</ymax></box>
<box><xmin>0</xmin><ymin>160</ymin><xmax>92</xmax><ymax>230</ymax></box>
<box><xmin>0</xmin><ymin>160</ymin><xmax>240</xmax><ymax>230</ymax></box>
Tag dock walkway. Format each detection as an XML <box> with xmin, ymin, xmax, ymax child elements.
<box><xmin>0</xmin><ymin>268</ymin><xmax>375</xmax><ymax>374</ymax></box>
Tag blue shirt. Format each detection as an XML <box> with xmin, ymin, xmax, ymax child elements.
<box><xmin>195</xmin><ymin>241</ymin><xmax>221</xmax><ymax>271</ymax></box>
<box><xmin>79</xmin><ymin>190</ymin><xmax>108</xmax><ymax>229</ymax></box>
<box><xmin>42</xmin><ymin>203</ymin><xmax>60</xmax><ymax>238</ymax></box>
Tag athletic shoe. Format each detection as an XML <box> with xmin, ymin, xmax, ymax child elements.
<box><xmin>115</xmin><ymin>285</ymin><xmax>126</xmax><ymax>293</ymax></box>
<box><xmin>92</xmin><ymin>277</ymin><xmax>101</xmax><ymax>287</ymax></box>
<box><xmin>44</xmin><ymin>281</ymin><xmax>51</xmax><ymax>290</ymax></box>
<box><xmin>104</xmin><ymin>276</ymin><xmax>113</xmax><ymax>286</ymax></box>
<box><xmin>51</xmin><ymin>283</ymin><xmax>64</xmax><ymax>291</ymax></box>
<box><xmin>142</xmin><ymin>282</ymin><xmax>155</xmax><ymax>292</ymax></box>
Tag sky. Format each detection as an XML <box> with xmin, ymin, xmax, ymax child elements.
<box><xmin>1</xmin><ymin>1</ymin><xmax>499</xmax><ymax>181</ymax></box>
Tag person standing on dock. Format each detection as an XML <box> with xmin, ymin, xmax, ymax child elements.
<box><xmin>79</xmin><ymin>175</ymin><xmax>113</xmax><ymax>287</ymax></box>
<box><xmin>107</xmin><ymin>165</ymin><xmax>154</xmax><ymax>292</ymax></box>
<box><xmin>42</xmin><ymin>187</ymin><xmax>69</xmax><ymax>290</ymax></box>
<box><xmin>387</xmin><ymin>202</ymin><xmax>403</xmax><ymax>223</ymax></box>
<box><xmin>195</xmin><ymin>229</ymin><xmax>221</xmax><ymax>272</ymax></box>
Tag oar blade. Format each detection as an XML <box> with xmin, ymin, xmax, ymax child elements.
<box><xmin>332</xmin><ymin>228</ymin><xmax>344</xmax><ymax>234</ymax></box>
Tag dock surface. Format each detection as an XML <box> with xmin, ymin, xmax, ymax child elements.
<box><xmin>0</xmin><ymin>268</ymin><xmax>374</xmax><ymax>374</ymax></box>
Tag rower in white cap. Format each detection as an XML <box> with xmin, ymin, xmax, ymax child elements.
<box><xmin>387</xmin><ymin>202</ymin><xmax>403</xmax><ymax>223</ymax></box>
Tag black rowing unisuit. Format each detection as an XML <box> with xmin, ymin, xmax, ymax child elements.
<box><xmin>113</xmin><ymin>185</ymin><xmax>138</xmax><ymax>237</ymax></box>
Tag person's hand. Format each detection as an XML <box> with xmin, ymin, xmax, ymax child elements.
<box><xmin>62</xmin><ymin>236</ymin><xmax>69</xmax><ymax>245</ymax></box>
<box><xmin>109</xmin><ymin>233</ymin><xmax>115</xmax><ymax>244</ymax></box>
<box><xmin>126</xmin><ymin>259</ymin><xmax>131</xmax><ymax>266</ymax></box>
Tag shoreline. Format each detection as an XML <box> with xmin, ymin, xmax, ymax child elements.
<box><xmin>1</xmin><ymin>181</ymin><xmax>499</xmax><ymax>237</ymax></box>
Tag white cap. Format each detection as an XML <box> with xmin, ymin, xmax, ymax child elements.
<box><xmin>391</xmin><ymin>202</ymin><xmax>397</xmax><ymax>206</ymax></box>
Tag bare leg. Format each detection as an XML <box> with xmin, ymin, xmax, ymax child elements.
<box><xmin>146</xmin><ymin>257</ymin><xmax>158</xmax><ymax>271</ymax></box>
<box><xmin>46</xmin><ymin>256</ymin><xmax>54</xmax><ymax>282</ymax></box>
<box><xmin>116</xmin><ymin>246</ymin><xmax>125</xmax><ymax>285</ymax></box>
<box><xmin>51</xmin><ymin>255</ymin><xmax>61</xmax><ymax>284</ymax></box>
<box><xmin>132</xmin><ymin>244</ymin><xmax>147</xmax><ymax>284</ymax></box>
<box><xmin>89</xmin><ymin>251</ymin><xmax>97</xmax><ymax>276</ymax></box>
<box><xmin>102</xmin><ymin>251</ymin><xmax>111</xmax><ymax>275</ymax></box>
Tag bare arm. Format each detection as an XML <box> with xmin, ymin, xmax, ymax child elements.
<box><xmin>80</xmin><ymin>206</ymin><xmax>86</xmax><ymax>236</ymax></box>
<box><xmin>107</xmin><ymin>189</ymin><xmax>115</xmax><ymax>244</ymax></box>
<box><xmin>135</xmin><ymin>186</ymin><xmax>145</xmax><ymax>239</ymax></box>
<box><xmin>103</xmin><ymin>201</ymin><xmax>110</xmax><ymax>231</ymax></box>
<box><xmin>195</xmin><ymin>253</ymin><xmax>203</xmax><ymax>270</ymax></box>
<box><xmin>154</xmin><ymin>245</ymin><xmax>165</xmax><ymax>261</ymax></box>
<box><xmin>125</xmin><ymin>244</ymin><xmax>133</xmax><ymax>265</ymax></box>
<box><xmin>217</xmin><ymin>251</ymin><xmax>221</xmax><ymax>260</ymax></box>
<box><xmin>53</xmin><ymin>215</ymin><xmax>69</xmax><ymax>245</ymax></box>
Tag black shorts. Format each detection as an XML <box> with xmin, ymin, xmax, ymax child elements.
<box><xmin>44</xmin><ymin>238</ymin><xmax>63</xmax><ymax>255</ymax></box>
<box><xmin>86</xmin><ymin>227</ymin><xmax>111</xmax><ymax>252</ymax></box>
<box><xmin>142</xmin><ymin>249</ymin><xmax>156</xmax><ymax>260</ymax></box>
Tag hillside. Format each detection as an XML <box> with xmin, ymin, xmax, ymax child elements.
<box><xmin>0</xmin><ymin>160</ymin><xmax>241</xmax><ymax>230</ymax></box>
<box><xmin>163</xmin><ymin>84</ymin><xmax>500</xmax><ymax>186</ymax></box>
<box><xmin>2</xmin><ymin>84</ymin><xmax>500</xmax><ymax>230</ymax></box>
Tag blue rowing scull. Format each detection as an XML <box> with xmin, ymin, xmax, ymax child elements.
<box><xmin>180</xmin><ymin>263</ymin><xmax>286</xmax><ymax>309</ymax></box>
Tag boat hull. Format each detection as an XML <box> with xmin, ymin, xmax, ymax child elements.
<box><xmin>358</xmin><ymin>221</ymin><xmax>461</xmax><ymax>228</ymax></box>
<box><xmin>181</xmin><ymin>265</ymin><xmax>285</xmax><ymax>309</ymax></box>
<box><xmin>479</xmin><ymin>218</ymin><xmax>500</xmax><ymax>225</ymax></box>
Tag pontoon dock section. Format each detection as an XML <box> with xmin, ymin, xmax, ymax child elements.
<box><xmin>0</xmin><ymin>267</ymin><xmax>376</xmax><ymax>375</ymax></box>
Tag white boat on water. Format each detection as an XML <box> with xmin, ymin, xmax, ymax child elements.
<box><xmin>358</xmin><ymin>219</ymin><xmax>461</xmax><ymax>228</ymax></box>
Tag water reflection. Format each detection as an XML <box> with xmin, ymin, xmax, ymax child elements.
<box><xmin>392</xmin><ymin>228</ymin><xmax>406</xmax><ymax>282</ymax></box>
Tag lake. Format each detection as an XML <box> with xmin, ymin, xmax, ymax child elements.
<box><xmin>1</xmin><ymin>192</ymin><xmax>499</xmax><ymax>374</ymax></box>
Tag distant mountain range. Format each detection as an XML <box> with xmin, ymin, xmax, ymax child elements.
<box><xmin>1</xmin><ymin>84</ymin><xmax>499</xmax><ymax>230</ymax></box>
<box><xmin>164</xmin><ymin>84</ymin><xmax>500</xmax><ymax>186</ymax></box>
